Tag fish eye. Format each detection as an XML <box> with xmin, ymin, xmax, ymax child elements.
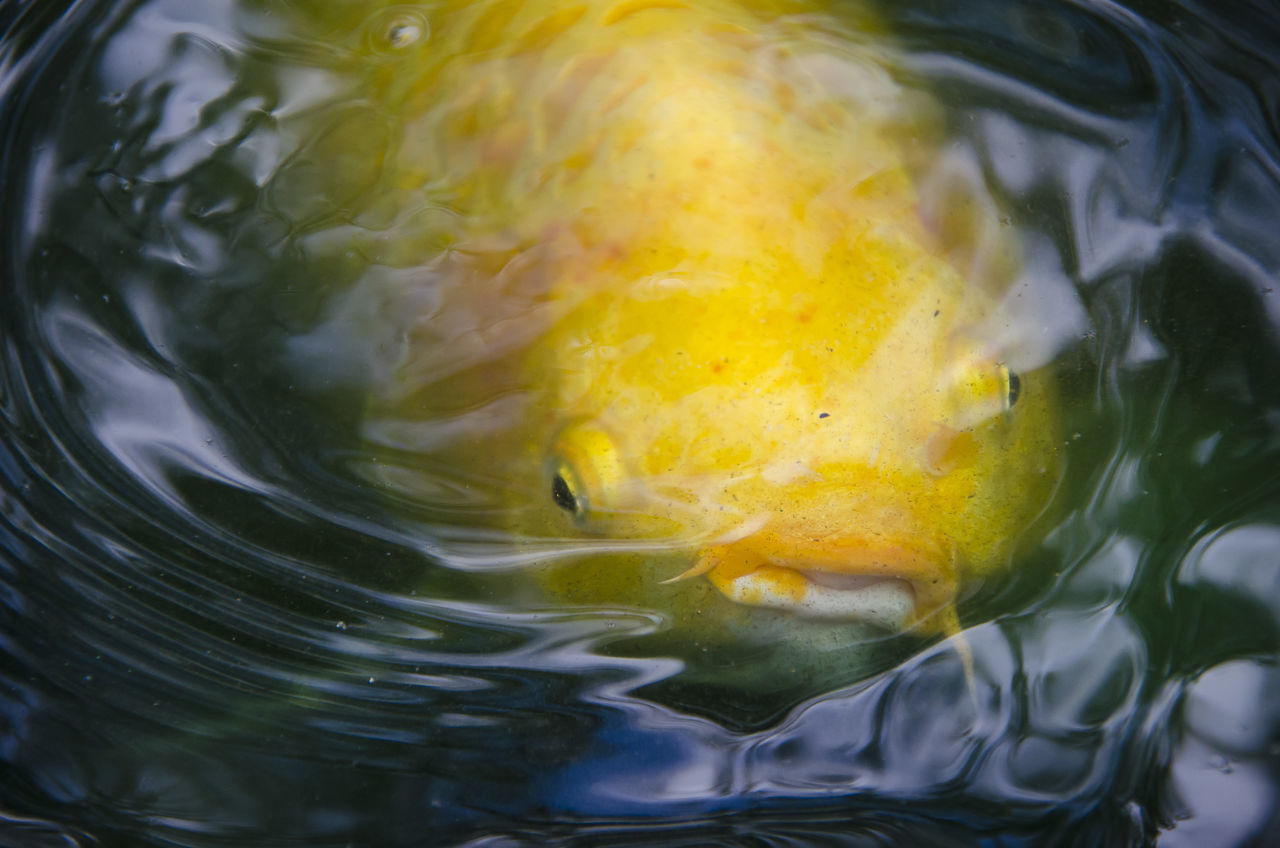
<box><xmin>994</xmin><ymin>362</ymin><xmax>1022</xmax><ymax>412</ymax></box>
<box><xmin>1006</xmin><ymin>369</ymin><xmax>1022</xmax><ymax>408</ymax></box>
<box><xmin>942</xmin><ymin>348</ymin><xmax>1025</xmax><ymax>429</ymax></box>
<box><xmin>547</xmin><ymin>421</ymin><xmax>627</xmax><ymax>525</ymax></box>
<box><xmin>550</xmin><ymin>465</ymin><xmax>587</xmax><ymax>519</ymax></box>
<box><xmin>551</xmin><ymin>472</ymin><xmax>577</xmax><ymax>512</ymax></box>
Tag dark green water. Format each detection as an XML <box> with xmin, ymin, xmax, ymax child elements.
<box><xmin>2</xmin><ymin>0</ymin><xmax>1280</xmax><ymax>845</ymax></box>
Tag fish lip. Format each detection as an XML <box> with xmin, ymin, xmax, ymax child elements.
<box><xmin>798</xmin><ymin>569</ymin><xmax>901</xmax><ymax>593</ymax></box>
<box><xmin>712</xmin><ymin>565</ymin><xmax>916</xmax><ymax>629</ymax></box>
<box><xmin>699</xmin><ymin>535</ymin><xmax>958</xmax><ymax>630</ymax></box>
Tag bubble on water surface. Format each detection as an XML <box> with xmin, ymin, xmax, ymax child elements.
<box><xmin>366</xmin><ymin>7</ymin><xmax>430</xmax><ymax>54</ymax></box>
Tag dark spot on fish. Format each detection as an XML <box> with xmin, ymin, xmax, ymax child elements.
<box><xmin>819</xmin><ymin>412</ymin><xmax>830</xmax><ymax>419</ymax></box>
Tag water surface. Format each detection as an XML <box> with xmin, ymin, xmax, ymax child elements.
<box><xmin>2</xmin><ymin>0</ymin><xmax>1280</xmax><ymax>844</ymax></box>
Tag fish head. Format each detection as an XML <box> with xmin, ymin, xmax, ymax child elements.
<box><xmin>535</xmin><ymin>238</ymin><xmax>1059</xmax><ymax>634</ymax></box>
<box><xmin>340</xmin><ymin>0</ymin><xmax>1063</xmax><ymax>639</ymax></box>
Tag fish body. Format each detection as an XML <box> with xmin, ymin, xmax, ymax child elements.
<box><xmin>353</xmin><ymin>0</ymin><xmax>1061</xmax><ymax>640</ymax></box>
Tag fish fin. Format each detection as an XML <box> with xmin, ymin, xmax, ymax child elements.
<box><xmin>936</xmin><ymin>605</ymin><xmax>979</xmax><ymax>709</ymax></box>
<box><xmin>660</xmin><ymin>558</ymin><xmax>715</xmax><ymax>584</ymax></box>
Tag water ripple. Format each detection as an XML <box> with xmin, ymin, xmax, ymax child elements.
<box><xmin>2</xmin><ymin>0</ymin><xmax>1280</xmax><ymax>845</ymax></box>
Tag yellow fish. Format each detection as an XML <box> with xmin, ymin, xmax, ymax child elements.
<box><xmin>350</xmin><ymin>0</ymin><xmax>1061</xmax><ymax>646</ymax></box>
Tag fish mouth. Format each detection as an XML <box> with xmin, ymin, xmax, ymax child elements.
<box><xmin>696</xmin><ymin>536</ymin><xmax>957</xmax><ymax>632</ymax></box>
<box><xmin>711</xmin><ymin>565</ymin><xmax>915</xmax><ymax>630</ymax></box>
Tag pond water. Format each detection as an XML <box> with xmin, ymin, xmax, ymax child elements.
<box><xmin>2</xmin><ymin>0</ymin><xmax>1280</xmax><ymax>845</ymax></box>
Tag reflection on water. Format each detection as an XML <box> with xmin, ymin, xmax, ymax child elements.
<box><xmin>2</xmin><ymin>0</ymin><xmax>1280</xmax><ymax>844</ymax></box>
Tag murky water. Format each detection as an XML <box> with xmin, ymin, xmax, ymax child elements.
<box><xmin>2</xmin><ymin>0</ymin><xmax>1279</xmax><ymax>845</ymax></box>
